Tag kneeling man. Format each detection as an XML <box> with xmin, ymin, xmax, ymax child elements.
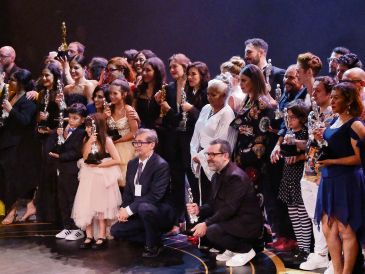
<box><xmin>187</xmin><ymin>139</ymin><xmax>263</xmax><ymax>267</ymax></box>
<box><xmin>111</xmin><ymin>129</ymin><xmax>175</xmax><ymax>257</ymax></box>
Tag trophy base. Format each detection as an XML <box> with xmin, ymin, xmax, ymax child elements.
<box><xmin>280</xmin><ymin>143</ymin><xmax>298</xmax><ymax>157</ymax></box>
<box><xmin>57</xmin><ymin>50</ymin><xmax>69</xmax><ymax>60</ymax></box>
<box><xmin>84</xmin><ymin>154</ymin><xmax>101</xmax><ymax>165</ymax></box>
<box><xmin>108</xmin><ymin>129</ymin><xmax>122</xmax><ymax>141</ymax></box>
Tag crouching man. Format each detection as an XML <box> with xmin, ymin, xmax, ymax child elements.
<box><xmin>187</xmin><ymin>139</ymin><xmax>263</xmax><ymax>267</ymax></box>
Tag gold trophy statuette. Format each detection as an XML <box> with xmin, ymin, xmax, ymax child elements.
<box><xmin>57</xmin><ymin>21</ymin><xmax>69</xmax><ymax>58</ymax></box>
<box><xmin>159</xmin><ymin>83</ymin><xmax>168</xmax><ymax>117</ymax></box>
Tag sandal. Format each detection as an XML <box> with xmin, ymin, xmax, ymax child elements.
<box><xmin>92</xmin><ymin>238</ymin><xmax>108</xmax><ymax>250</ymax></box>
<box><xmin>80</xmin><ymin>237</ymin><xmax>94</xmax><ymax>249</ymax></box>
<box><xmin>20</xmin><ymin>208</ymin><xmax>36</xmax><ymax>222</ymax></box>
<box><xmin>1</xmin><ymin>208</ymin><xmax>17</xmax><ymax>225</ymax></box>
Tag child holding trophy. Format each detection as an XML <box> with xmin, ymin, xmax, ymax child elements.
<box><xmin>277</xmin><ymin>99</ymin><xmax>312</xmax><ymax>259</ymax></box>
<box><xmin>72</xmin><ymin>113</ymin><xmax>122</xmax><ymax>250</ymax></box>
<box><xmin>49</xmin><ymin>103</ymin><xmax>87</xmax><ymax>240</ymax></box>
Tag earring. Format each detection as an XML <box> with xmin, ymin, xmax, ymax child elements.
<box><xmin>346</xmin><ymin>105</ymin><xmax>350</xmax><ymax>115</ymax></box>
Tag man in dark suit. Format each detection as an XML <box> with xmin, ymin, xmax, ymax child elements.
<box><xmin>111</xmin><ymin>128</ymin><xmax>175</xmax><ymax>257</ymax></box>
<box><xmin>187</xmin><ymin>139</ymin><xmax>263</xmax><ymax>267</ymax></box>
<box><xmin>244</xmin><ymin>38</ymin><xmax>285</xmax><ymax>98</ymax></box>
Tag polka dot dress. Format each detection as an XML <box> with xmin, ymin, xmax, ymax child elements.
<box><xmin>278</xmin><ymin>127</ymin><xmax>308</xmax><ymax>206</ymax></box>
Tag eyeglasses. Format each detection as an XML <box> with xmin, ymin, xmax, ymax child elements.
<box><xmin>327</xmin><ymin>57</ymin><xmax>338</xmax><ymax>63</ymax></box>
<box><xmin>105</xmin><ymin>68</ymin><xmax>121</xmax><ymax>73</ymax></box>
<box><xmin>339</xmin><ymin>79</ymin><xmax>362</xmax><ymax>83</ymax></box>
<box><xmin>0</xmin><ymin>54</ymin><xmax>10</xmax><ymax>59</ymax></box>
<box><xmin>204</xmin><ymin>152</ymin><xmax>224</xmax><ymax>158</ymax></box>
<box><xmin>132</xmin><ymin>141</ymin><xmax>151</xmax><ymax>147</ymax></box>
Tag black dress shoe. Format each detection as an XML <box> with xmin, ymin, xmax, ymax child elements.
<box><xmin>92</xmin><ymin>238</ymin><xmax>108</xmax><ymax>250</ymax></box>
<box><xmin>142</xmin><ymin>245</ymin><xmax>163</xmax><ymax>258</ymax></box>
<box><xmin>80</xmin><ymin>237</ymin><xmax>94</xmax><ymax>249</ymax></box>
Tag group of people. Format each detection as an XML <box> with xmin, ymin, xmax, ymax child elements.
<box><xmin>0</xmin><ymin>38</ymin><xmax>364</xmax><ymax>272</ymax></box>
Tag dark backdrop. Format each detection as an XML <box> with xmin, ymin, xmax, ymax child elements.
<box><xmin>2</xmin><ymin>0</ymin><xmax>364</xmax><ymax>78</ymax></box>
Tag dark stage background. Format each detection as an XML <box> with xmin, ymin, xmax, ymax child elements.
<box><xmin>1</xmin><ymin>0</ymin><xmax>364</xmax><ymax>78</ymax></box>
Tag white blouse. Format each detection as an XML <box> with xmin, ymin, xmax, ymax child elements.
<box><xmin>190</xmin><ymin>104</ymin><xmax>237</xmax><ymax>180</ymax></box>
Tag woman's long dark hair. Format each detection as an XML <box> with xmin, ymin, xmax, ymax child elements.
<box><xmin>85</xmin><ymin>113</ymin><xmax>107</xmax><ymax>154</ymax></box>
<box><xmin>110</xmin><ymin>79</ymin><xmax>133</xmax><ymax>114</ymax></box>
<box><xmin>240</xmin><ymin>64</ymin><xmax>266</xmax><ymax>101</ymax></box>
<box><xmin>137</xmin><ymin>57</ymin><xmax>166</xmax><ymax>94</ymax></box>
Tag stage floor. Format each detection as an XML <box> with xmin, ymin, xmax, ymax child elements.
<box><xmin>0</xmin><ymin>221</ymin><xmax>330</xmax><ymax>274</ymax></box>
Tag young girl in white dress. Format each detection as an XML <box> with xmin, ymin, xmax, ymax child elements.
<box><xmin>72</xmin><ymin>113</ymin><xmax>122</xmax><ymax>249</ymax></box>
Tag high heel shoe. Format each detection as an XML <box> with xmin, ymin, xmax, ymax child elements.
<box><xmin>20</xmin><ymin>210</ymin><xmax>36</xmax><ymax>222</ymax></box>
<box><xmin>1</xmin><ymin>209</ymin><xmax>17</xmax><ymax>225</ymax></box>
<box><xmin>20</xmin><ymin>203</ymin><xmax>37</xmax><ymax>222</ymax></box>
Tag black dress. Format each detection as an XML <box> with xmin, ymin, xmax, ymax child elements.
<box><xmin>0</xmin><ymin>94</ymin><xmax>40</xmax><ymax>211</ymax></box>
<box><xmin>34</xmin><ymin>88</ymin><xmax>62</xmax><ymax>223</ymax></box>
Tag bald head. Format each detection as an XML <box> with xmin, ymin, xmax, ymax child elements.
<box><xmin>0</xmin><ymin>46</ymin><xmax>16</xmax><ymax>67</ymax></box>
<box><xmin>343</xmin><ymin>67</ymin><xmax>365</xmax><ymax>81</ymax></box>
<box><xmin>342</xmin><ymin>67</ymin><xmax>365</xmax><ymax>90</ymax></box>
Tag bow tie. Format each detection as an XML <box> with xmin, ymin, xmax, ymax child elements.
<box><xmin>67</xmin><ymin>127</ymin><xmax>76</xmax><ymax>134</ymax></box>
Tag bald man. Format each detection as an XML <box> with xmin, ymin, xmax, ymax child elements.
<box><xmin>0</xmin><ymin>46</ymin><xmax>20</xmax><ymax>83</ymax></box>
<box><xmin>342</xmin><ymin>68</ymin><xmax>365</xmax><ymax>105</ymax></box>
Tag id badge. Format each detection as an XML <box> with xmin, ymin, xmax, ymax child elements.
<box><xmin>135</xmin><ymin>184</ymin><xmax>142</xmax><ymax>196</ymax></box>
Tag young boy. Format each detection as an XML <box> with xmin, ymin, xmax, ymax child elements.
<box><xmin>49</xmin><ymin>103</ymin><xmax>87</xmax><ymax>240</ymax></box>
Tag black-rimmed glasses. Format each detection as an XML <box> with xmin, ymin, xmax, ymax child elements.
<box><xmin>204</xmin><ymin>152</ymin><xmax>224</xmax><ymax>158</ymax></box>
<box><xmin>132</xmin><ymin>141</ymin><xmax>152</xmax><ymax>147</ymax></box>
<box><xmin>339</xmin><ymin>79</ymin><xmax>362</xmax><ymax>83</ymax></box>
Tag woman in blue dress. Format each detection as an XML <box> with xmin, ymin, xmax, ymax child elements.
<box><xmin>315</xmin><ymin>82</ymin><xmax>365</xmax><ymax>274</ymax></box>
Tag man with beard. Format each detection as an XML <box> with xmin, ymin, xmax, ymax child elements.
<box><xmin>0</xmin><ymin>46</ymin><xmax>20</xmax><ymax>83</ymax></box>
<box><xmin>187</xmin><ymin>139</ymin><xmax>263</xmax><ymax>267</ymax></box>
<box><xmin>244</xmin><ymin>38</ymin><xmax>285</xmax><ymax>98</ymax></box>
<box><xmin>327</xmin><ymin>47</ymin><xmax>350</xmax><ymax>79</ymax></box>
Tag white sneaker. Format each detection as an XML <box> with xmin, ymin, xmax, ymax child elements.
<box><xmin>324</xmin><ymin>261</ymin><xmax>334</xmax><ymax>274</ymax></box>
<box><xmin>300</xmin><ymin>253</ymin><xmax>329</xmax><ymax>270</ymax></box>
<box><xmin>226</xmin><ymin>249</ymin><xmax>256</xmax><ymax>267</ymax></box>
<box><xmin>209</xmin><ymin>248</ymin><xmax>220</xmax><ymax>253</ymax></box>
<box><xmin>55</xmin><ymin>229</ymin><xmax>72</xmax><ymax>239</ymax></box>
<box><xmin>65</xmin><ymin>229</ymin><xmax>84</xmax><ymax>241</ymax></box>
<box><xmin>216</xmin><ymin>250</ymin><xmax>236</xmax><ymax>261</ymax></box>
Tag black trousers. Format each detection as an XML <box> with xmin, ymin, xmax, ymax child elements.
<box><xmin>164</xmin><ymin>131</ymin><xmax>193</xmax><ymax>223</ymax></box>
<box><xmin>57</xmin><ymin>171</ymin><xmax>79</xmax><ymax>230</ymax></box>
<box><xmin>110</xmin><ymin>202</ymin><xmax>175</xmax><ymax>247</ymax></box>
<box><xmin>206</xmin><ymin>223</ymin><xmax>262</xmax><ymax>253</ymax></box>
<box><xmin>262</xmin><ymin>160</ymin><xmax>295</xmax><ymax>239</ymax></box>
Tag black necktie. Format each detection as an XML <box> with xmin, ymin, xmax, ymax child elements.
<box><xmin>136</xmin><ymin>162</ymin><xmax>143</xmax><ymax>185</ymax></box>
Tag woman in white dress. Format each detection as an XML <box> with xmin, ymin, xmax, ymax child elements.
<box><xmin>190</xmin><ymin>79</ymin><xmax>237</xmax><ymax>204</ymax></box>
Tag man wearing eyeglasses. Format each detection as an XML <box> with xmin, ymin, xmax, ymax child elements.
<box><xmin>111</xmin><ymin>128</ymin><xmax>175</xmax><ymax>258</ymax></box>
<box><xmin>0</xmin><ymin>46</ymin><xmax>20</xmax><ymax>84</ymax></box>
<box><xmin>187</xmin><ymin>139</ymin><xmax>263</xmax><ymax>267</ymax></box>
<box><xmin>327</xmin><ymin>47</ymin><xmax>350</xmax><ymax>78</ymax></box>
<box><xmin>342</xmin><ymin>68</ymin><xmax>365</xmax><ymax>119</ymax></box>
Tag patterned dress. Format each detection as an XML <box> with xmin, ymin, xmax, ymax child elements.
<box><xmin>278</xmin><ymin>127</ymin><xmax>308</xmax><ymax>206</ymax></box>
<box><xmin>231</xmin><ymin>96</ymin><xmax>274</xmax><ymax>193</ymax></box>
